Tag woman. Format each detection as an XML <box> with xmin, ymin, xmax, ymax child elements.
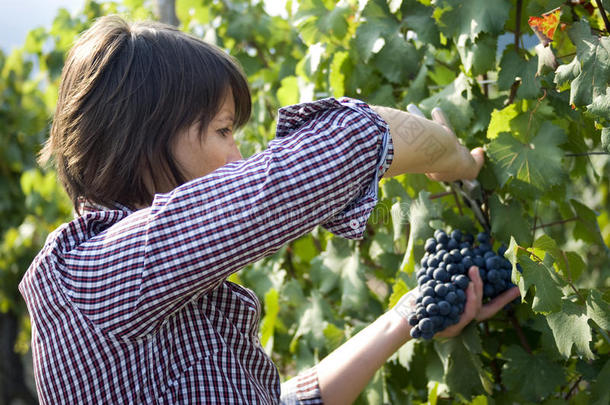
<box><xmin>20</xmin><ymin>15</ymin><xmax>519</xmax><ymax>404</ymax></box>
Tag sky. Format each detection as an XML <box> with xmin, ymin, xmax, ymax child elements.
<box><xmin>0</xmin><ymin>0</ymin><xmax>85</xmax><ymax>52</ymax></box>
<box><xmin>0</xmin><ymin>0</ymin><xmax>288</xmax><ymax>53</ymax></box>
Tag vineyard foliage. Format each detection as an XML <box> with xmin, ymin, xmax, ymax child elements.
<box><xmin>1</xmin><ymin>0</ymin><xmax>609</xmax><ymax>403</ymax></box>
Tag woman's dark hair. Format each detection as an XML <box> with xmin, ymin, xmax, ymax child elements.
<box><xmin>40</xmin><ymin>15</ymin><xmax>251</xmax><ymax>214</ymax></box>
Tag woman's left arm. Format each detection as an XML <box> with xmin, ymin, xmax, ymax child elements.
<box><xmin>315</xmin><ymin>267</ymin><xmax>520</xmax><ymax>405</ymax></box>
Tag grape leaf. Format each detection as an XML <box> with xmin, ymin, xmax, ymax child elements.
<box><xmin>534</xmin><ymin>43</ymin><xmax>558</xmax><ymax>76</ymax></box>
<box><xmin>533</xmin><ymin>235</ymin><xmax>584</xmax><ymax>282</ymax></box>
<box><xmin>260</xmin><ymin>288</ymin><xmax>279</xmax><ymax>354</ymax></box>
<box><xmin>277</xmin><ymin>76</ymin><xmax>299</xmax><ymax>106</ymax></box>
<box><xmin>487</xmin><ymin>104</ymin><xmax>519</xmax><ymax>140</ymax></box>
<box><xmin>435</xmin><ymin>0</ymin><xmax>511</xmax><ymax>42</ymax></box>
<box><xmin>546</xmin><ymin>299</ymin><xmax>595</xmax><ymax>359</ymax></box>
<box><xmin>399</xmin><ymin>191</ymin><xmax>442</xmax><ymax>274</ymax></box>
<box><xmin>373</xmin><ymin>35</ymin><xmax>420</xmax><ymax>84</ymax></box>
<box><xmin>517</xmin><ymin>255</ymin><xmax>563</xmax><ymax>314</ymax></box>
<box><xmin>586</xmin><ymin>289</ymin><xmax>610</xmax><ymax>330</ymax></box>
<box><xmin>434</xmin><ymin>324</ymin><xmax>491</xmax><ymax>397</ymax></box>
<box><xmin>353</xmin><ymin>0</ymin><xmax>399</xmax><ymax>62</ymax></box>
<box><xmin>497</xmin><ymin>47</ymin><xmax>522</xmax><ymax>91</ymax></box>
<box><xmin>290</xmin><ymin>291</ymin><xmax>333</xmax><ymax>352</ymax></box>
<box><xmin>554</xmin><ymin>20</ymin><xmax>610</xmax><ymax>107</ymax></box>
<box><xmin>571</xmin><ymin>199</ymin><xmax>606</xmax><ymax>247</ymax></box>
<box><xmin>419</xmin><ymin>73</ymin><xmax>474</xmax><ymax>131</ymax></box>
<box><xmin>456</xmin><ymin>32</ymin><xmax>497</xmax><ymax>76</ymax></box>
<box><xmin>602</xmin><ymin>127</ymin><xmax>610</xmax><ymax>152</ymax></box>
<box><xmin>502</xmin><ymin>345</ymin><xmax>565</xmax><ymax>401</ymax></box>
<box><xmin>489</xmin><ymin>195</ymin><xmax>532</xmax><ymax>245</ymax></box>
<box><xmin>487</xmin><ymin>121</ymin><xmax>566</xmax><ymax>192</ymax></box>
<box><xmin>310</xmin><ymin>238</ymin><xmax>368</xmax><ymax>313</ymax></box>
<box><xmin>329</xmin><ymin>51</ymin><xmax>349</xmax><ymax>98</ymax></box>
<box><xmin>402</xmin><ymin>0</ymin><xmax>441</xmax><ymax>47</ymax></box>
<box><xmin>497</xmin><ymin>48</ymin><xmax>542</xmax><ymax>100</ymax></box>
<box><xmin>587</xmin><ymin>90</ymin><xmax>610</xmax><ymax>121</ymax></box>
<box><xmin>590</xmin><ymin>359</ymin><xmax>610</xmax><ymax>405</ymax></box>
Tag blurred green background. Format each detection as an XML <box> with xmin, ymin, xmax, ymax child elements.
<box><xmin>1</xmin><ymin>1</ymin><xmax>609</xmax><ymax>404</ymax></box>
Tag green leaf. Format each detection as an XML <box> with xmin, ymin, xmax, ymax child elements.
<box><xmin>535</xmin><ymin>43</ymin><xmax>558</xmax><ymax>76</ymax></box>
<box><xmin>590</xmin><ymin>359</ymin><xmax>610</xmax><ymax>405</ymax></box>
<box><xmin>457</xmin><ymin>32</ymin><xmax>497</xmax><ymax>76</ymax></box>
<box><xmin>546</xmin><ymin>299</ymin><xmax>595</xmax><ymax>359</ymax></box>
<box><xmin>260</xmin><ymin>288</ymin><xmax>279</xmax><ymax>355</ymax></box>
<box><xmin>487</xmin><ymin>121</ymin><xmax>566</xmax><ymax>192</ymax></box>
<box><xmin>399</xmin><ymin>191</ymin><xmax>442</xmax><ymax>274</ymax></box>
<box><xmin>587</xmin><ymin>89</ymin><xmax>610</xmax><ymax>121</ymax></box>
<box><xmin>435</xmin><ymin>0</ymin><xmax>511</xmax><ymax>42</ymax></box>
<box><xmin>402</xmin><ymin>0</ymin><xmax>441</xmax><ymax>47</ymax></box>
<box><xmin>373</xmin><ymin>36</ymin><xmax>420</xmax><ymax>84</ymax></box>
<box><xmin>329</xmin><ymin>51</ymin><xmax>349</xmax><ymax>98</ymax></box>
<box><xmin>497</xmin><ymin>47</ymin><xmax>522</xmax><ymax>91</ymax></box>
<box><xmin>419</xmin><ymin>73</ymin><xmax>473</xmax><ymax>131</ymax></box>
<box><xmin>532</xmin><ymin>235</ymin><xmax>584</xmax><ymax>282</ymax></box>
<box><xmin>489</xmin><ymin>194</ymin><xmax>532</xmax><ymax>245</ymax></box>
<box><xmin>396</xmin><ymin>339</ymin><xmax>417</xmax><ymax>371</ymax></box>
<box><xmin>502</xmin><ymin>345</ymin><xmax>565</xmax><ymax>401</ymax></box>
<box><xmin>586</xmin><ymin>289</ymin><xmax>610</xmax><ymax>330</ymax></box>
<box><xmin>434</xmin><ymin>324</ymin><xmax>491</xmax><ymax>397</ymax></box>
<box><xmin>353</xmin><ymin>0</ymin><xmax>399</xmax><ymax>62</ymax></box>
<box><xmin>602</xmin><ymin>127</ymin><xmax>610</xmax><ymax>152</ymax></box>
<box><xmin>554</xmin><ymin>20</ymin><xmax>610</xmax><ymax>106</ymax></box>
<box><xmin>310</xmin><ymin>238</ymin><xmax>368</xmax><ymax>313</ymax></box>
<box><xmin>487</xmin><ymin>105</ymin><xmax>519</xmax><ymax>141</ymax></box>
<box><xmin>517</xmin><ymin>255</ymin><xmax>563</xmax><ymax>314</ymax></box>
<box><xmin>571</xmin><ymin>199</ymin><xmax>606</xmax><ymax>247</ymax></box>
<box><xmin>290</xmin><ymin>291</ymin><xmax>332</xmax><ymax>352</ymax></box>
<box><xmin>277</xmin><ymin>76</ymin><xmax>299</xmax><ymax>106</ymax></box>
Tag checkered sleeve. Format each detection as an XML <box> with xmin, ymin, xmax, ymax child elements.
<box><xmin>58</xmin><ymin>98</ymin><xmax>393</xmax><ymax>339</ymax></box>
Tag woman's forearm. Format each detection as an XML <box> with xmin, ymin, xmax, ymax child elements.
<box><xmin>316</xmin><ymin>310</ymin><xmax>411</xmax><ymax>405</ymax></box>
<box><xmin>371</xmin><ymin>105</ymin><xmax>481</xmax><ymax>180</ymax></box>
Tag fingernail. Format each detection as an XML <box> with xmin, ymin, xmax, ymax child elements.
<box><xmin>407</xmin><ymin>104</ymin><xmax>425</xmax><ymax>117</ymax></box>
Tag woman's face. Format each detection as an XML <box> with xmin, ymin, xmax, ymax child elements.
<box><xmin>173</xmin><ymin>90</ymin><xmax>242</xmax><ymax>181</ymax></box>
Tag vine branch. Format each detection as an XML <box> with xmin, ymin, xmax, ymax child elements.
<box><xmin>595</xmin><ymin>0</ymin><xmax>610</xmax><ymax>33</ymax></box>
<box><xmin>506</xmin><ymin>0</ymin><xmax>523</xmax><ymax>105</ymax></box>
<box><xmin>564</xmin><ymin>375</ymin><xmax>583</xmax><ymax>400</ymax></box>
<box><xmin>565</xmin><ymin>151</ymin><xmax>610</xmax><ymax>156</ymax></box>
<box><xmin>509</xmin><ymin>313</ymin><xmax>532</xmax><ymax>354</ymax></box>
<box><xmin>533</xmin><ymin>217</ymin><xmax>578</xmax><ymax>230</ymax></box>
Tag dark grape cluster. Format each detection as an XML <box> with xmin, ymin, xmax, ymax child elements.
<box><xmin>408</xmin><ymin>229</ymin><xmax>517</xmax><ymax>340</ymax></box>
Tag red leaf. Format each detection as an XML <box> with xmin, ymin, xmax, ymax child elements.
<box><xmin>528</xmin><ymin>7</ymin><xmax>562</xmax><ymax>47</ymax></box>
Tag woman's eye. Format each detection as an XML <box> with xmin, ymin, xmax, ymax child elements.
<box><xmin>218</xmin><ymin>128</ymin><xmax>232</xmax><ymax>137</ymax></box>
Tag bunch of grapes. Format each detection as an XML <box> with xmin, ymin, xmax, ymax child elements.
<box><xmin>408</xmin><ymin>229</ymin><xmax>516</xmax><ymax>340</ymax></box>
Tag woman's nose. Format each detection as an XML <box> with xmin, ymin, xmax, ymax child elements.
<box><xmin>227</xmin><ymin>144</ymin><xmax>243</xmax><ymax>163</ymax></box>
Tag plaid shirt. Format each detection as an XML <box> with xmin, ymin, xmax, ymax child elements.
<box><xmin>19</xmin><ymin>98</ymin><xmax>393</xmax><ymax>404</ymax></box>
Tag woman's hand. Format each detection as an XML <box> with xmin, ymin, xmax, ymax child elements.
<box><xmin>435</xmin><ymin>266</ymin><xmax>521</xmax><ymax>339</ymax></box>
<box><xmin>374</xmin><ymin>105</ymin><xmax>485</xmax><ymax>180</ymax></box>
<box><xmin>423</xmin><ymin>108</ymin><xmax>485</xmax><ymax>182</ymax></box>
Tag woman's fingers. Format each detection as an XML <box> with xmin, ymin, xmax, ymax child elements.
<box><xmin>476</xmin><ymin>286</ymin><xmax>521</xmax><ymax>321</ymax></box>
<box><xmin>434</xmin><ymin>266</ymin><xmax>521</xmax><ymax>338</ymax></box>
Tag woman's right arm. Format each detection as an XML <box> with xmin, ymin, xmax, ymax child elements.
<box><xmin>371</xmin><ymin>105</ymin><xmax>484</xmax><ymax>181</ymax></box>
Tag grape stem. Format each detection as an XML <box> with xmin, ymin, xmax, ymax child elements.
<box><xmin>483</xmin><ymin>322</ymin><xmax>504</xmax><ymax>388</ymax></box>
<box><xmin>509</xmin><ymin>312</ymin><xmax>532</xmax><ymax>354</ymax></box>
<box><xmin>429</xmin><ymin>191</ymin><xmax>454</xmax><ymax>200</ymax></box>
<box><xmin>533</xmin><ymin>217</ymin><xmax>578</xmax><ymax>230</ymax></box>
<box><xmin>564</xmin><ymin>375</ymin><xmax>583</xmax><ymax>400</ymax></box>
<box><xmin>565</xmin><ymin>151</ymin><xmax>610</xmax><ymax>156</ymax></box>
<box><xmin>506</xmin><ymin>0</ymin><xmax>523</xmax><ymax>106</ymax></box>
<box><xmin>594</xmin><ymin>0</ymin><xmax>610</xmax><ymax>33</ymax></box>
